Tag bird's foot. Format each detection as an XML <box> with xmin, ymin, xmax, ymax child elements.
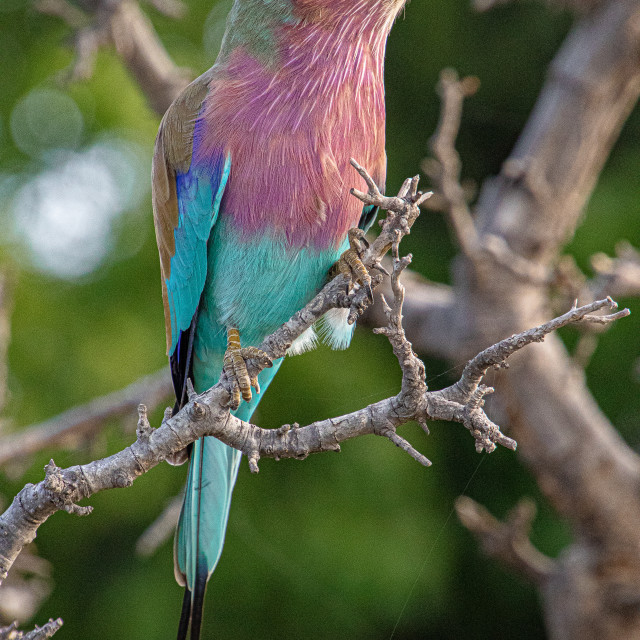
<box><xmin>337</xmin><ymin>228</ymin><xmax>373</xmax><ymax>302</ymax></box>
<box><xmin>223</xmin><ymin>328</ymin><xmax>273</xmax><ymax>409</ymax></box>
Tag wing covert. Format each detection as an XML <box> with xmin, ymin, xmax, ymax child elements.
<box><xmin>152</xmin><ymin>72</ymin><xmax>231</xmax><ymax>355</ymax></box>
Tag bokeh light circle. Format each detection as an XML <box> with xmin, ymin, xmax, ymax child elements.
<box><xmin>10</xmin><ymin>88</ymin><xmax>84</xmax><ymax>158</ymax></box>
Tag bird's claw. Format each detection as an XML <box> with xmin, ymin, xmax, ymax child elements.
<box><xmin>223</xmin><ymin>328</ymin><xmax>272</xmax><ymax>409</ymax></box>
<box><xmin>337</xmin><ymin>228</ymin><xmax>373</xmax><ymax>302</ymax></box>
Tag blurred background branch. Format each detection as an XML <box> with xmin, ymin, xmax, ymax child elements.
<box><xmin>455</xmin><ymin>496</ymin><xmax>556</xmax><ymax>586</ymax></box>
<box><xmin>0</xmin><ymin>270</ymin><xmax>14</xmax><ymax>425</ymax></box>
<box><xmin>0</xmin><ymin>368</ymin><xmax>171</xmax><ymax>470</ymax></box>
<box><xmin>34</xmin><ymin>0</ymin><xmax>189</xmax><ymax>114</ymax></box>
<box><xmin>0</xmin><ymin>547</ymin><xmax>53</xmax><ymax>630</ymax></box>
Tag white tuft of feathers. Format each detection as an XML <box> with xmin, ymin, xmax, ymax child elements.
<box><xmin>317</xmin><ymin>307</ymin><xmax>355</xmax><ymax>350</ymax></box>
<box><xmin>287</xmin><ymin>325</ymin><xmax>318</xmax><ymax>356</ymax></box>
<box><xmin>287</xmin><ymin>310</ymin><xmax>357</xmax><ymax>357</ymax></box>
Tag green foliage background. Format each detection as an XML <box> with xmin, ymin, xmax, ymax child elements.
<box><xmin>0</xmin><ymin>1</ymin><xmax>638</xmax><ymax>638</ymax></box>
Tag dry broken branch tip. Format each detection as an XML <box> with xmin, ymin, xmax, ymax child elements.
<box><xmin>0</xmin><ymin>617</ymin><xmax>63</xmax><ymax>640</ymax></box>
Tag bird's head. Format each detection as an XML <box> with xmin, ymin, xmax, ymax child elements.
<box><xmin>219</xmin><ymin>0</ymin><xmax>405</xmax><ymax>63</ymax></box>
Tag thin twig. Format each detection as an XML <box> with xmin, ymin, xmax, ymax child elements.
<box><xmin>428</xmin><ymin>69</ymin><xmax>481</xmax><ymax>260</ymax></box>
<box><xmin>590</xmin><ymin>242</ymin><xmax>640</xmax><ymax>301</ymax></box>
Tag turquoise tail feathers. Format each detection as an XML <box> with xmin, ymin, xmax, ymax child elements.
<box><xmin>175</xmin><ymin>359</ymin><xmax>283</xmax><ymax>639</ymax></box>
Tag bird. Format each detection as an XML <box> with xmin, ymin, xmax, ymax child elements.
<box><xmin>151</xmin><ymin>1</ymin><xmax>406</xmax><ymax>637</ymax></box>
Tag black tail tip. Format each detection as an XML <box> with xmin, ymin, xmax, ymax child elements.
<box><xmin>177</xmin><ymin>569</ymin><xmax>208</xmax><ymax>640</ymax></box>
<box><xmin>177</xmin><ymin>588</ymin><xmax>191</xmax><ymax>640</ymax></box>
<box><xmin>189</xmin><ymin>571</ymin><xmax>208</xmax><ymax>640</ymax></box>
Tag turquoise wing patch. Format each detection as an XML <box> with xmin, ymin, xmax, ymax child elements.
<box><xmin>166</xmin><ymin>151</ymin><xmax>231</xmax><ymax>354</ymax></box>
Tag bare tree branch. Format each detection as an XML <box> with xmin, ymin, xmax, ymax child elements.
<box><xmin>20</xmin><ymin>0</ymin><xmax>640</xmax><ymax>636</ymax></box>
<box><xmin>0</xmin><ymin>168</ymin><xmax>426</xmax><ymax>584</ymax></box>
<box><xmin>426</xmin><ymin>70</ymin><xmax>482</xmax><ymax>262</ymax></box>
<box><xmin>143</xmin><ymin>0</ymin><xmax>186</xmax><ymax>20</ymax></box>
<box><xmin>0</xmin><ymin>618</ymin><xmax>62</xmax><ymax>640</ymax></box>
<box><xmin>425</xmin><ymin>69</ymin><xmax>550</xmax><ymax>286</ymax></box>
<box><xmin>589</xmin><ymin>242</ymin><xmax>640</xmax><ymax>301</ymax></box>
<box><xmin>1</xmin><ymin>166</ymin><xmax>626</xmax><ymax>593</ymax></box>
<box><xmin>108</xmin><ymin>0</ymin><xmax>190</xmax><ymax>114</ymax></box>
<box><xmin>0</xmin><ymin>292</ymin><xmax>624</xmax><ymax>589</ymax></box>
<box><xmin>475</xmin><ymin>0</ymin><xmax>640</xmax><ymax>268</ymax></box>
<box><xmin>34</xmin><ymin>0</ymin><xmax>87</xmax><ymax>28</ymax></box>
<box><xmin>362</xmin><ymin>271</ymin><xmax>459</xmax><ymax>361</ymax></box>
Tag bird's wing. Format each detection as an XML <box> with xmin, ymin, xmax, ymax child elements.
<box><xmin>152</xmin><ymin>72</ymin><xmax>231</xmax><ymax>360</ymax></box>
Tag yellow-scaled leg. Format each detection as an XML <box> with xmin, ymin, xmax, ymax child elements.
<box><xmin>223</xmin><ymin>328</ymin><xmax>273</xmax><ymax>409</ymax></box>
<box><xmin>337</xmin><ymin>228</ymin><xmax>373</xmax><ymax>302</ymax></box>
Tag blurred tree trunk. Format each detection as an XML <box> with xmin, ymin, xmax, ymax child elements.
<box><xmin>382</xmin><ymin>1</ymin><xmax>640</xmax><ymax>637</ymax></box>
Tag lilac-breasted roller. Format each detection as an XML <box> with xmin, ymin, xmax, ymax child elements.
<box><xmin>152</xmin><ymin>1</ymin><xmax>405</xmax><ymax>637</ymax></box>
